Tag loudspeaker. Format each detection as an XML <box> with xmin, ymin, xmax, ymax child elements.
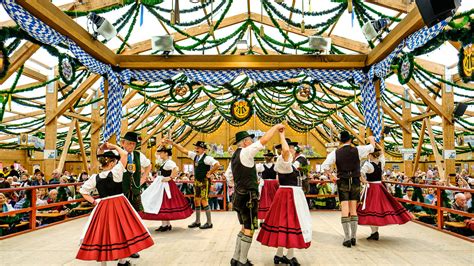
<box><xmin>454</xmin><ymin>102</ymin><xmax>467</xmax><ymax>117</ymax></box>
<box><xmin>383</xmin><ymin>127</ymin><xmax>391</xmax><ymax>135</ymax></box>
<box><xmin>415</xmin><ymin>0</ymin><xmax>461</xmax><ymax>27</ymax></box>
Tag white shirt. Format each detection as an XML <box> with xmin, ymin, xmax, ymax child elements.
<box><xmin>79</xmin><ymin>162</ymin><xmax>125</xmax><ymax>195</ymax></box>
<box><xmin>360</xmin><ymin>156</ymin><xmax>386</xmax><ymax>176</ymax></box>
<box><xmin>293</xmin><ymin>154</ymin><xmax>307</xmax><ymax>169</ymax></box>
<box><xmin>128</xmin><ymin>151</ymin><xmax>151</xmax><ymax>168</ymax></box>
<box><xmin>321</xmin><ymin>143</ymin><xmax>375</xmax><ymax>172</ymax></box>
<box><xmin>274</xmin><ymin>154</ymin><xmax>294</xmax><ymax>174</ymax></box>
<box><xmin>256</xmin><ymin>162</ymin><xmax>274</xmax><ymax>173</ymax></box>
<box><xmin>225</xmin><ymin>140</ymin><xmax>265</xmax><ymax>184</ymax></box>
<box><xmin>160</xmin><ymin>160</ymin><xmax>177</xmax><ymax>171</ymax></box>
<box><xmin>187</xmin><ymin>151</ymin><xmax>219</xmax><ymax>166</ymax></box>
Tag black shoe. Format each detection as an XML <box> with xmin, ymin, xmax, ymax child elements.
<box><xmin>118</xmin><ymin>261</ymin><xmax>131</xmax><ymax>266</ymax></box>
<box><xmin>236</xmin><ymin>260</ymin><xmax>253</xmax><ymax>266</ymax></box>
<box><xmin>289</xmin><ymin>257</ymin><xmax>301</xmax><ymax>266</ymax></box>
<box><xmin>199</xmin><ymin>223</ymin><xmax>213</xmax><ymax>229</ymax></box>
<box><xmin>167</xmin><ymin>225</ymin><xmax>172</xmax><ymax>231</ymax></box>
<box><xmin>343</xmin><ymin>240</ymin><xmax>352</xmax><ymax>248</ymax></box>
<box><xmin>155</xmin><ymin>225</ymin><xmax>167</xmax><ymax>232</ymax></box>
<box><xmin>351</xmin><ymin>238</ymin><xmax>356</xmax><ymax>246</ymax></box>
<box><xmin>274</xmin><ymin>255</ymin><xmax>290</xmax><ymax>264</ymax></box>
<box><xmin>129</xmin><ymin>253</ymin><xmax>140</xmax><ymax>258</ymax></box>
<box><xmin>230</xmin><ymin>258</ymin><xmax>238</xmax><ymax>266</ymax></box>
<box><xmin>188</xmin><ymin>222</ymin><xmax>201</xmax><ymax>228</ymax></box>
<box><xmin>367</xmin><ymin>232</ymin><xmax>379</xmax><ymax>240</ymax></box>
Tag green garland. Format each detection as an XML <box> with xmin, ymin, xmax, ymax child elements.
<box><xmin>0</xmin><ymin>41</ymin><xmax>10</xmax><ymax>80</ymax></box>
<box><xmin>0</xmin><ymin>65</ymin><xmax>23</xmax><ymax>121</ymax></box>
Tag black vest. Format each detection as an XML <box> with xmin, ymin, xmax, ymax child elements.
<box><xmin>231</xmin><ymin>148</ymin><xmax>258</xmax><ymax>193</ymax></box>
<box><xmin>194</xmin><ymin>154</ymin><xmax>211</xmax><ymax>182</ymax></box>
<box><xmin>278</xmin><ymin>166</ymin><xmax>299</xmax><ymax>186</ymax></box>
<box><xmin>366</xmin><ymin>162</ymin><xmax>382</xmax><ymax>182</ymax></box>
<box><xmin>335</xmin><ymin>145</ymin><xmax>361</xmax><ymax>179</ymax></box>
<box><xmin>159</xmin><ymin>161</ymin><xmax>173</xmax><ymax>177</ymax></box>
<box><xmin>122</xmin><ymin>150</ymin><xmax>142</xmax><ymax>195</ymax></box>
<box><xmin>262</xmin><ymin>164</ymin><xmax>277</xmax><ymax>180</ymax></box>
<box><xmin>295</xmin><ymin>155</ymin><xmax>309</xmax><ymax>177</ymax></box>
<box><xmin>96</xmin><ymin>172</ymin><xmax>123</xmax><ymax>198</ymax></box>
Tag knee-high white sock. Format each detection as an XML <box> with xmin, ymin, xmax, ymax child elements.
<box><xmin>276</xmin><ymin>247</ymin><xmax>284</xmax><ymax>257</ymax></box>
<box><xmin>370</xmin><ymin>226</ymin><xmax>378</xmax><ymax>234</ymax></box>
<box><xmin>118</xmin><ymin>259</ymin><xmax>127</xmax><ymax>264</ymax></box>
<box><xmin>287</xmin><ymin>248</ymin><xmax>295</xmax><ymax>259</ymax></box>
<box><xmin>239</xmin><ymin>235</ymin><xmax>253</xmax><ymax>264</ymax></box>
<box><xmin>341</xmin><ymin>217</ymin><xmax>351</xmax><ymax>241</ymax></box>
<box><xmin>350</xmin><ymin>216</ymin><xmax>358</xmax><ymax>239</ymax></box>
<box><xmin>233</xmin><ymin>232</ymin><xmax>243</xmax><ymax>260</ymax></box>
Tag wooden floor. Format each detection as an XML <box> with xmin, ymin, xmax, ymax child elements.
<box><xmin>0</xmin><ymin>211</ymin><xmax>472</xmax><ymax>265</ymax></box>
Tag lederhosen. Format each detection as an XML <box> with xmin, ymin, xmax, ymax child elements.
<box><xmin>122</xmin><ymin>150</ymin><xmax>143</xmax><ymax>211</ymax></box>
<box><xmin>335</xmin><ymin>145</ymin><xmax>361</xmax><ymax>202</ymax></box>
<box><xmin>232</xmin><ymin>148</ymin><xmax>259</xmax><ymax>230</ymax></box>
<box><xmin>194</xmin><ymin>154</ymin><xmax>211</xmax><ymax>200</ymax></box>
<box><xmin>295</xmin><ymin>155</ymin><xmax>310</xmax><ymax>193</ymax></box>
<box><xmin>96</xmin><ymin>172</ymin><xmax>123</xmax><ymax>198</ymax></box>
<box><xmin>262</xmin><ymin>164</ymin><xmax>277</xmax><ymax>180</ymax></box>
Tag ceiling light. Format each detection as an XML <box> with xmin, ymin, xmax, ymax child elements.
<box><xmin>151</xmin><ymin>35</ymin><xmax>174</xmax><ymax>56</ymax></box>
<box><xmin>87</xmin><ymin>13</ymin><xmax>117</xmax><ymax>41</ymax></box>
<box><xmin>362</xmin><ymin>18</ymin><xmax>389</xmax><ymax>42</ymax></box>
<box><xmin>308</xmin><ymin>36</ymin><xmax>331</xmax><ymax>54</ymax></box>
<box><xmin>236</xmin><ymin>39</ymin><xmax>249</xmax><ymax>54</ymax></box>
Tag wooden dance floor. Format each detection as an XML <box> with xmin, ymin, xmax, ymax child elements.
<box><xmin>0</xmin><ymin>212</ymin><xmax>472</xmax><ymax>265</ymax></box>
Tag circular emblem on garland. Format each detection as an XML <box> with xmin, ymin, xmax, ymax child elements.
<box><xmin>230</xmin><ymin>97</ymin><xmax>253</xmax><ymax>122</ymax></box>
<box><xmin>58</xmin><ymin>54</ymin><xmax>75</xmax><ymax>85</ymax></box>
<box><xmin>397</xmin><ymin>53</ymin><xmax>414</xmax><ymax>85</ymax></box>
<box><xmin>170</xmin><ymin>83</ymin><xmax>194</xmax><ymax>103</ymax></box>
<box><xmin>459</xmin><ymin>44</ymin><xmax>473</xmax><ymax>83</ymax></box>
<box><xmin>0</xmin><ymin>42</ymin><xmax>9</xmax><ymax>80</ymax></box>
<box><xmin>293</xmin><ymin>83</ymin><xmax>316</xmax><ymax>104</ymax></box>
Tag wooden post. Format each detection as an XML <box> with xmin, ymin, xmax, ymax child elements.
<box><xmin>44</xmin><ymin>69</ymin><xmax>58</xmax><ymax>179</ymax></box>
<box><xmin>426</xmin><ymin>117</ymin><xmax>445</xmax><ymax>181</ymax></box>
<box><xmin>74</xmin><ymin>119</ymin><xmax>89</xmax><ymax>174</ymax></box>
<box><xmin>358</xmin><ymin>125</ymin><xmax>366</xmax><ymax>145</ymax></box>
<box><xmin>57</xmin><ymin>119</ymin><xmax>76</xmax><ymax>173</ymax></box>
<box><xmin>141</xmin><ymin>126</ymin><xmax>148</xmax><ymax>155</ymax></box>
<box><xmin>442</xmin><ymin>69</ymin><xmax>455</xmax><ymax>184</ymax></box>
<box><xmin>90</xmin><ymin>93</ymin><xmax>101</xmax><ymax>174</ymax></box>
<box><xmin>402</xmin><ymin>91</ymin><xmax>413</xmax><ymax>175</ymax></box>
<box><xmin>412</xmin><ymin>119</ymin><xmax>427</xmax><ymax>176</ymax></box>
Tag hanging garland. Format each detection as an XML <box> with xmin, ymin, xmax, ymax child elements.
<box><xmin>58</xmin><ymin>53</ymin><xmax>76</xmax><ymax>85</ymax></box>
<box><xmin>0</xmin><ymin>41</ymin><xmax>9</xmax><ymax>80</ymax></box>
<box><xmin>169</xmin><ymin>82</ymin><xmax>195</xmax><ymax>103</ymax></box>
<box><xmin>293</xmin><ymin>83</ymin><xmax>316</xmax><ymax>104</ymax></box>
<box><xmin>396</xmin><ymin>53</ymin><xmax>414</xmax><ymax>85</ymax></box>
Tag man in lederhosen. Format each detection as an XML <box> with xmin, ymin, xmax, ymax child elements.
<box><xmin>293</xmin><ymin>146</ymin><xmax>310</xmax><ymax>206</ymax></box>
<box><xmin>166</xmin><ymin>139</ymin><xmax>220</xmax><ymax>229</ymax></box>
<box><xmin>226</xmin><ymin>124</ymin><xmax>284</xmax><ymax>266</ymax></box>
<box><xmin>321</xmin><ymin>131</ymin><xmax>376</xmax><ymax>248</ymax></box>
<box><xmin>121</xmin><ymin>132</ymin><xmax>152</xmax><ymax>259</ymax></box>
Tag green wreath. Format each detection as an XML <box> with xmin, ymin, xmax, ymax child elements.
<box><xmin>230</xmin><ymin>97</ymin><xmax>253</xmax><ymax>122</ymax></box>
<box><xmin>58</xmin><ymin>53</ymin><xmax>76</xmax><ymax>85</ymax></box>
<box><xmin>458</xmin><ymin>44</ymin><xmax>473</xmax><ymax>83</ymax></box>
<box><xmin>397</xmin><ymin>53</ymin><xmax>414</xmax><ymax>85</ymax></box>
<box><xmin>0</xmin><ymin>41</ymin><xmax>10</xmax><ymax>80</ymax></box>
<box><xmin>292</xmin><ymin>82</ymin><xmax>316</xmax><ymax>104</ymax></box>
<box><xmin>169</xmin><ymin>82</ymin><xmax>195</xmax><ymax>103</ymax></box>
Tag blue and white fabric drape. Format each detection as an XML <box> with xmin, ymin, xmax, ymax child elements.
<box><xmin>2</xmin><ymin>0</ymin><xmax>447</xmax><ymax>142</ymax></box>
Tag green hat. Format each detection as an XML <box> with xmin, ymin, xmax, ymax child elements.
<box><xmin>233</xmin><ymin>131</ymin><xmax>255</xmax><ymax>145</ymax></box>
<box><xmin>123</xmin><ymin>132</ymin><xmax>140</xmax><ymax>143</ymax></box>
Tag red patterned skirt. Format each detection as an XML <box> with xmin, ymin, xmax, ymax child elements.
<box><xmin>140</xmin><ymin>180</ymin><xmax>193</xmax><ymax>221</ymax></box>
<box><xmin>76</xmin><ymin>194</ymin><xmax>154</xmax><ymax>261</ymax></box>
<box><xmin>258</xmin><ymin>179</ymin><xmax>279</xmax><ymax>219</ymax></box>
<box><xmin>357</xmin><ymin>182</ymin><xmax>412</xmax><ymax>226</ymax></box>
<box><xmin>257</xmin><ymin>187</ymin><xmax>311</xmax><ymax>249</ymax></box>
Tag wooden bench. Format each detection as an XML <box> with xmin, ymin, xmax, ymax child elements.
<box><xmin>0</xmin><ymin>221</ymin><xmax>29</xmax><ymax>229</ymax></box>
<box><xmin>36</xmin><ymin>212</ymin><xmax>67</xmax><ymax>218</ymax></box>
<box><xmin>445</xmin><ymin>221</ymin><xmax>467</xmax><ymax>228</ymax></box>
<box><xmin>71</xmin><ymin>206</ymin><xmax>93</xmax><ymax>212</ymax></box>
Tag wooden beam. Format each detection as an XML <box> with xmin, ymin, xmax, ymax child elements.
<box><xmin>22</xmin><ymin>67</ymin><xmax>48</xmax><ymax>82</ymax></box>
<box><xmin>441</xmin><ymin>70</ymin><xmax>455</xmax><ymax>181</ymax></box>
<box><xmin>402</xmin><ymin>98</ymin><xmax>413</xmax><ymax>175</ymax></box>
<box><xmin>57</xmin><ymin>119</ymin><xmax>76</xmax><ymax>173</ymax></box>
<box><xmin>141</xmin><ymin>116</ymin><xmax>173</xmax><ymax>143</ymax></box>
<box><xmin>365</xmin><ymin>0</ymin><xmax>415</xmax><ymax>13</ymax></box>
<box><xmin>414</xmin><ymin>58</ymin><xmax>446</xmax><ymax>76</ymax></box>
<box><xmin>409</xmin><ymin>111</ymin><xmax>437</xmax><ymax>122</ymax></box>
<box><xmin>281</xmin><ymin>0</ymin><xmax>296</xmax><ymax>53</ymax></box>
<box><xmin>0</xmin><ymin>42</ymin><xmax>40</xmax><ymax>84</ymax></box>
<box><xmin>406</xmin><ymin>78</ymin><xmax>452</xmax><ymax>123</ymax></box>
<box><xmin>426</xmin><ymin>117</ymin><xmax>445</xmax><ymax>181</ymax></box>
<box><xmin>412</xmin><ymin>119</ymin><xmax>426</xmax><ymax>176</ymax></box>
<box><xmin>366</xmin><ymin>7</ymin><xmax>424</xmax><ymax>65</ymax></box>
<box><xmin>381</xmin><ymin>102</ymin><xmax>411</xmax><ymax>132</ymax></box>
<box><xmin>1</xmin><ymin>110</ymin><xmax>44</xmax><ymax>123</ymax></box>
<box><xmin>118</xmin><ymin>54</ymin><xmax>367</xmax><ymax>70</ymax></box>
<box><xmin>129</xmin><ymin>104</ymin><xmax>160</xmax><ymax>131</ymax></box>
<box><xmin>331</xmin><ymin>114</ymin><xmax>365</xmax><ymax>144</ymax></box>
<box><xmin>90</xmin><ymin>93</ymin><xmax>101</xmax><ymax>174</ymax></box>
<box><xmin>74</xmin><ymin>119</ymin><xmax>89</xmax><ymax>174</ymax></box>
<box><xmin>44</xmin><ymin>74</ymin><xmax>58</xmax><ymax>179</ymax></box>
<box><xmin>45</xmin><ymin>74</ymin><xmax>100</xmax><ymax>125</ymax></box>
<box><xmin>18</xmin><ymin>0</ymin><xmax>117</xmax><ymax>65</ymax></box>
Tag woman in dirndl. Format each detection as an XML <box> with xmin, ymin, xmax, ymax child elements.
<box><xmin>77</xmin><ymin>143</ymin><xmax>154</xmax><ymax>266</ymax></box>
<box><xmin>257</xmin><ymin>131</ymin><xmax>311</xmax><ymax>266</ymax></box>
<box><xmin>140</xmin><ymin>145</ymin><xmax>193</xmax><ymax>231</ymax></box>
<box><xmin>357</xmin><ymin>145</ymin><xmax>412</xmax><ymax>240</ymax></box>
<box><xmin>256</xmin><ymin>150</ymin><xmax>279</xmax><ymax>222</ymax></box>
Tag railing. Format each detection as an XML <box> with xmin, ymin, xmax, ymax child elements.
<box><xmin>173</xmin><ymin>180</ymin><xmax>227</xmax><ymax>211</ymax></box>
<box><xmin>383</xmin><ymin>181</ymin><xmax>474</xmax><ymax>242</ymax></box>
<box><xmin>0</xmin><ymin>182</ymin><xmax>92</xmax><ymax>240</ymax></box>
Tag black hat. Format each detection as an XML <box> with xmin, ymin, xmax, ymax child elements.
<box><xmin>339</xmin><ymin>131</ymin><xmax>353</xmax><ymax>143</ymax></box>
<box><xmin>274</xmin><ymin>138</ymin><xmax>298</xmax><ymax>149</ymax></box>
<box><xmin>193</xmin><ymin>141</ymin><xmax>208</xmax><ymax>149</ymax></box>
<box><xmin>263</xmin><ymin>150</ymin><xmax>276</xmax><ymax>157</ymax></box>
<box><xmin>123</xmin><ymin>132</ymin><xmax>140</xmax><ymax>143</ymax></box>
<box><xmin>97</xmin><ymin>150</ymin><xmax>120</xmax><ymax>160</ymax></box>
<box><xmin>294</xmin><ymin>145</ymin><xmax>302</xmax><ymax>153</ymax></box>
<box><xmin>157</xmin><ymin>145</ymin><xmax>172</xmax><ymax>155</ymax></box>
<box><xmin>233</xmin><ymin>131</ymin><xmax>255</xmax><ymax>145</ymax></box>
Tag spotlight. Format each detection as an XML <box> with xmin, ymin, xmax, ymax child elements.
<box><xmin>87</xmin><ymin>13</ymin><xmax>117</xmax><ymax>41</ymax></box>
<box><xmin>151</xmin><ymin>35</ymin><xmax>174</xmax><ymax>56</ymax></box>
<box><xmin>362</xmin><ymin>18</ymin><xmax>389</xmax><ymax>42</ymax></box>
<box><xmin>415</xmin><ymin>0</ymin><xmax>460</xmax><ymax>27</ymax></box>
<box><xmin>236</xmin><ymin>39</ymin><xmax>249</xmax><ymax>55</ymax></box>
<box><xmin>308</xmin><ymin>36</ymin><xmax>331</xmax><ymax>54</ymax></box>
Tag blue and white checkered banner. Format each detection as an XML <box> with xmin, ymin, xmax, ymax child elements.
<box><xmin>184</xmin><ymin>69</ymin><xmax>241</xmax><ymax>86</ymax></box>
<box><xmin>244</xmin><ymin>69</ymin><xmax>302</xmax><ymax>83</ymax></box>
<box><xmin>127</xmin><ymin>69</ymin><xmax>179</xmax><ymax>83</ymax></box>
<box><xmin>304</xmin><ymin>69</ymin><xmax>366</xmax><ymax>85</ymax></box>
<box><xmin>406</xmin><ymin>21</ymin><xmax>447</xmax><ymax>51</ymax></box>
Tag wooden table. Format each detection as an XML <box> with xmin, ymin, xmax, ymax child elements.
<box><xmin>36</xmin><ymin>212</ymin><xmax>67</xmax><ymax>218</ymax></box>
<box><xmin>71</xmin><ymin>206</ymin><xmax>93</xmax><ymax>212</ymax></box>
<box><xmin>0</xmin><ymin>221</ymin><xmax>29</xmax><ymax>229</ymax></box>
<box><xmin>445</xmin><ymin>221</ymin><xmax>467</xmax><ymax>228</ymax></box>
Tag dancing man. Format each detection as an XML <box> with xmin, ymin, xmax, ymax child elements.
<box><xmin>357</xmin><ymin>145</ymin><xmax>412</xmax><ymax>240</ymax></box>
<box><xmin>227</xmin><ymin>124</ymin><xmax>284</xmax><ymax>266</ymax></box>
<box><xmin>165</xmin><ymin>139</ymin><xmax>220</xmax><ymax>229</ymax></box>
<box><xmin>321</xmin><ymin>131</ymin><xmax>376</xmax><ymax>247</ymax></box>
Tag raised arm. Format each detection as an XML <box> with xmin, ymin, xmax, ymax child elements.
<box><xmin>105</xmin><ymin>142</ymin><xmax>127</xmax><ymax>167</ymax></box>
<box><xmin>207</xmin><ymin>162</ymin><xmax>221</xmax><ymax>179</ymax></box>
<box><xmin>164</xmin><ymin>138</ymin><xmax>190</xmax><ymax>155</ymax></box>
<box><xmin>259</xmin><ymin>124</ymin><xmax>285</xmax><ymax>146</ymax></box>
<box><xmin>280</xmin><ymin>130</ymin><xmax>290</xmax><ymax>162</ymax></box>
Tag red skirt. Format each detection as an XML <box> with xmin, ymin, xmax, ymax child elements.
<box><xmin>140</xmin><ymin>180</ymin><xmax>193</xmax><ymax>221</ymax></box>
<box><xmin>76</xmin><ymin>194</ymin><xmax>154</xmax><ymax>261</ymax></box>
<box><xmin>257</xmin><ymin>187</ymin><xmax>311</xmax><ymax>249</ymax></box>
<box><xmin>258</xmin><ymin>179</ymin><xmax>279</xmax><ymax>219</ymax></box>
<box><xmin>357</xmin><ymin>183</ymin><xmax>412</xmax><ymax>226</ymax></box>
